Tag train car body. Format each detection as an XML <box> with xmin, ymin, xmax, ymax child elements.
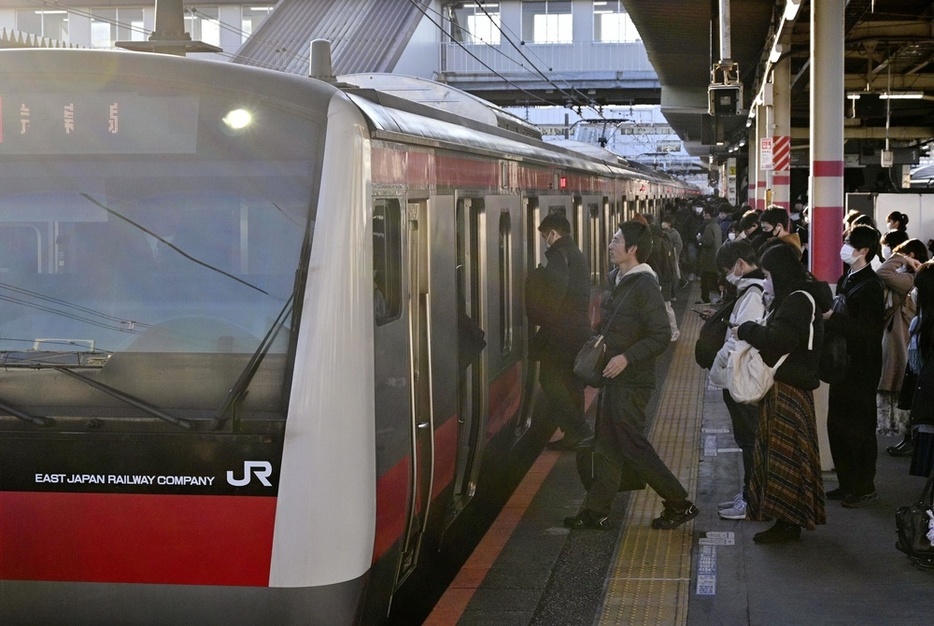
<box><xmin>0</xmin><ymin>49</ymin><xmax>694</xmax><ymax>624</ymax></box>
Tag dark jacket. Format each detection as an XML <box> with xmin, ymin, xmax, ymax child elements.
<box><xmin>825</xmin><ymin>264</ymin><xmax>885</xmax><ymax>386</ymax></box>
<box><xmin>601</xmin><ymin>264</ymin><xmax>670</xmax><ymax>388</ymax></box>
<box><xmin>738</xmin><ymin>279</ymin><xmax>833</xmax><ymax>390</ymax></box>
<box><xmin>528</xmin><ymin>235</ymin><xmax>591</xmax><ymax>361</ymax></box>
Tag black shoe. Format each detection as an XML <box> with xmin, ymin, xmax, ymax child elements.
<box><xmin>564</xmin><ymin>509</ymin><xmax>614</xmax><ymax>530</ymax></box>
<box><xmin>753</xmin><ymin>520</ymin><xmax>801</xmax><ymax>544</ymax></box>
<box><xmin>841</xmin><ymin>491</ymin><xmax>877</xmax><ymax>508</ymax></box>
<box><xmin>572</xmin><ymin>435</ymin><xmax>595</xmax><ymax>451</ymax></box>
<box><xmin>887</xmin><ymin>438</ymin><xmax>915</xmax><ymax>457</ymax></box>
<box><xmin>651</xmin><ymin>501</ymin><xmax>699</xmax><ymax>530</ymax></box>
<box><xmin>546</xmin><ymin>435</ymin><xmax>582</xmax><ymax>451</ymax></box>
<box><xmin>825</xmin><ymin>488</ymin><xmax>848</xmax><ymax>500</ymax></box>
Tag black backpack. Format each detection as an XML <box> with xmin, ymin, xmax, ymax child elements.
<box><xmin>694</xmin><ymin>284</ymin><xmax>763</xmax><ymax>370</ymax></box>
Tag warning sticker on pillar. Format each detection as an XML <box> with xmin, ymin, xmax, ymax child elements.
<box><xmin>760</xmin><ymin>137</ymin><xmax>773</xmax><ymax>171</ymax></box>
<box><xmin>772</xmin><ymin>136</ymin><xmax>790</xmax><ymax>171</ymax></box>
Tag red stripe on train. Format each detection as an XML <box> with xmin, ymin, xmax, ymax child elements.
<box><xmin>0</xmin><ymin>492</ymin><xmax>275</xmax><ymax>586</ymax></box>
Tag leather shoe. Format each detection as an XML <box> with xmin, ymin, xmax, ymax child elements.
<box><xmin>753</xmin><ymin>520</ymin><xmax>801</xmax><ymax>544</ymax></box>
<box><xmin>546</xmin><ymin>435</ymin><xmax>582</xmax><ymax>450</ymax></box>
<box><xmin>825</xmin><ymin>488</ymin><xmax>848</xmax><ymax>500</ymax></box>
<box><xmin>887</xmin><ymin>438</ymin><xmax>914</xmax><ymax>457</ymax></box>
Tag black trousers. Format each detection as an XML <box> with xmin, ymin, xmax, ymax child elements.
<box><xmin>827</xmin><ymin>382</ymin><xmax>878</xmax><ymax>495</ymax></box>
<box><xmin>584</xmin><ymin>385</ymin><xmax>688</xmax><ymax>515</ymax></box>
<box><xmin>722</xmin><ymin>389</ymin><xmax>759</xmax><ymax>498</ymax></box>
<box><xmin>538</xmin><ymin>356</ymin><xmax>589</xmax><ymax>437</ymax></box>
<box><xmin>699</xmin><ymin>271</ymin><xmax>719</xmax><ymax>303</ymax></box>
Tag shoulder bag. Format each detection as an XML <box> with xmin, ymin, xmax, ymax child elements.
<box><xmin>895</xmin><ymin>469</ymin><xmax>934</xmax><ymax>568</ymax></box>
<box><xmin>573</xmin><ymin>279</ymin><xmax>638</xmax><ymax>387</ymax></box>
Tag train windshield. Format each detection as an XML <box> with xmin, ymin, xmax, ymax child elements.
<box><xmin>0</xmin><ymin>69</ymin><xmax>323</xmax><ymax>421</ymax></box>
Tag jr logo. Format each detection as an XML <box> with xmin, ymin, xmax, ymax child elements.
<box><xmin>226</xmin><ymin>461</ymin><xmax>273</xmax><ymax>487</ymax></box>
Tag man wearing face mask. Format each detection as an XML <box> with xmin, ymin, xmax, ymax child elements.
<box><xmin>756</xmin><ymin>206</ymin><xmax>803</xmax><ymax>258</ymax></box>
<box><xmin>823</xmin><ymin>224</ymin><xmax>886</xmax><ymax>508</ymax></box>
<box><xmin>709</xmin><ymin>240</ymin><xmax>767</xmax><ymax>520</ymax></box>
<box><xmin>526</xmin><ymin>213</ymin><xmax>594</xmax><ymax>450</ymax></box>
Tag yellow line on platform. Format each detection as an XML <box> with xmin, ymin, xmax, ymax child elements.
<box><xmin>599</xmin><ymin>288</ymin><xmax>707</xmax><ymax>625</ymax></box>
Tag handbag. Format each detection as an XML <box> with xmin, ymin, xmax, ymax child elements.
<box><xmin>895</xmin><ymin>469</ymin><xmax>934</xmax><ymax>568</ymax></box>
<box><xmin>573</xmin><ymin>279</ymin><xmax>636</xmax><ymax>388</ymax></box>
<box><xmin>725</xmin><ymin>340</ymin><xmax>788</xmax><ymax>404</ymax></box>
<box><xmin>573</xmin><ymin>334</ymin><xmax>608</xmax><ymax>388</ymax></box>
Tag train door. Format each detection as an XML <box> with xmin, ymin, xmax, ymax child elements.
<box><xmin>448</xmin><ymin>197</ymin><xmax>487</xmax><ymax>519</ymax></box>
<box><xmin>515</xmin><ymin>196</ymin><xmax>541</xmax><ymax>438</ymax></box>
<box><xmin>393</xmin><ymin>199</ymin><xmax>435</xmax><ymax>590</ymax></box>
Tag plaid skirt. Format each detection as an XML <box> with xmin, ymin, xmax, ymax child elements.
<box><xmin>747</xmin><ymin>382</ymin><xmax>827</xmax><ymax>530</ymax></box>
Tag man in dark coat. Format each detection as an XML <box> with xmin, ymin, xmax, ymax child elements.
<box><xmin>696</xmin><ymin>205</ymin><xmax>722</xmax><ymax>304</ymax></box>
<box><xmin>526</xmin><ymin>214</ymin><xmax>593</xmax><ymax>449</ymax></box>
<box><xmin>564</xmin><ymin>221</ymin><xmax>698</xmax><ymax>530</ymax></box>
<box><xmin>824</xmin><ymin>224</ymin><xmax>885</xmax><ymax>507</ymax></box>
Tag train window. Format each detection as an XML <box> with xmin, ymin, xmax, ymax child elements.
<box><xmin>373</xmin><ymin>199</ymin><xmax>402</xmax><ymax>325</ymax></box>
<box><xmin>588</xmin><ymin>203</ymin><xmax>601</xmax><ymax>283</ymax></box>
<box><xmin>498</xmin><ymin>212</ymin><xmax>514</xmax><ymax>354</ymax></box>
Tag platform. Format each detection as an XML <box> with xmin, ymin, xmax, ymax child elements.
<box><xmin>424</xmin><ymin>284</ymin><xmax>934</xmax><ymax>625</ymax></box>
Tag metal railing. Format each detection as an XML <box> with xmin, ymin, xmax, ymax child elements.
<box><xmin>441</xmin><ymin>40</ymin><xmax>655</xmax><ymax>78</ymax></box>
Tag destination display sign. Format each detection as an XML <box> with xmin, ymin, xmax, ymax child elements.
<box><xmin>0</xmin><ymin>92</ymin><xmax>199</xmax><ymax>155</ymax></box>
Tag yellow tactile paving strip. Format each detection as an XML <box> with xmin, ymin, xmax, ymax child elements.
<box><xmin>599</xmin><ymin>287</ymin><xmax>706</xmax><ymax>625</ymax></box>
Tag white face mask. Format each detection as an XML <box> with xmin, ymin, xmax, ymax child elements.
<box><xmin>695</xmin><ymin>207</ymin><xmax>703</xmax><ymax>215</ymax></box>
<box><xmin>911</xmin><ymin>288</ymin><xmax>919</xmax><ymax>306</ymax></box>
<box><xmin>725</xmin><ymin>272</ymin><xmax>742</xmax><ymax>286</ymax></box>
<box><xmin>882</xmin><ymin>245</ymin><xmax>893</xmax><ymax>259</ymax></box>
<box><xmin>728</xmin><ymin>232</ymin><xmax>737</xmax><ymax>241</ymax></box>
<box><xmin>840</xmin><ymin>243</ymin><xmax>860</xmax><ymax>265</ymax></box>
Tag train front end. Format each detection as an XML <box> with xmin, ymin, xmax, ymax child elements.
<box><xmin>0</xmin><ymin>49</ymin><xmax>376</xmax><ymax>624</ymax></box>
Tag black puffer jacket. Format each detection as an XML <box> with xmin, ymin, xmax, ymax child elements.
<box><xmin>529</xmin><ymin>235</ymin><xmax>591</xmax><ymax>361</ymax></box>
<box><xmin>600</xmin><ymin>264</ymin><xmax>670</xmax><ymax>389</ymax></box>
<box><xmin>738</xmin><ymin>279</ymin><xmax>833</xmax><ymax>390</ymax></box>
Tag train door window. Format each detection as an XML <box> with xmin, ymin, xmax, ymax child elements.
<box><xmin>373</xmin><ymin>199</ymin><xmax>402</xmax><ymax>325</ymax></box>
<box><xmin>498</xmin><ymin>212</ymin><xmax>514</xmax><ymax>354</ymax></box>
<box><xmin>0</xmin><ymin>225</ymin><xmax>41</xmax><ymax>274</ymax></box>
<box><xmin>587</xmin><ymin>203</ymin><xmax>601</xmax><ymax>283</ymax></box>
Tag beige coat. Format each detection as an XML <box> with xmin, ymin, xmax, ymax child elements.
<box><xmin>876</xmin><ymin>255</ymin><xmax>917</xmax><ymax>391</ymax></box>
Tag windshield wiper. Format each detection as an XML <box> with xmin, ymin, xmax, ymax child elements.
<box><xmin>211</xmin><ymin>294</ymin><xmax>294</xmax><ymax>431</ymax></box>
<box><xmin>0</xmin><ymin>350</ymin><xmax>111</xmax><ymax>368</ymax></box>
<box><xmin>53</xmin><ymin>367</ymin><xmax>192</xmax><ymax>431</ymax></box>
<box><xmin>0</xmin><ymin>397</ymin><xmax>52</xmax><ymax>427</ymax></box>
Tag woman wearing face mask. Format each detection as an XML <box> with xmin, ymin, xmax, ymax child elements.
<box><xmin>736</xmin><ymin>243</ymin><xmax>833</xmax><ymax>543</ymax></box>
<box><xmin>824</xmin><ymin>224</ymin><xmax>886</xmax><ymax>508</ymax></box>
<box><xmin>709</xmin><ymin>240</ymin><xmax>767</xmax><ymax>520</ymax></box>
<box><xmin>876</xmin><ymin>239</ymin><xmax>929</xmax><ymax>453</ymax></box>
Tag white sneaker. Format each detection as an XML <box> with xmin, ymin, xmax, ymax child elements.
<box><xmin>718</xmin><ymin>492</ymin><xmax>743</xmax><ymax>510</ymax></box>
<box><xmin>718</xmin><ymin>499</ymin><xmax>747</xmax><ymax>520</ymax></box>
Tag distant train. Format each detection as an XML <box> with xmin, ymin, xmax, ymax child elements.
<box><xmin>0</xmin><ymin>48</ymin><xmax>695</xmax><ymax>624</ymax></box>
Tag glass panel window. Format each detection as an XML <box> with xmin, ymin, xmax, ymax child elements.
<box><xmin>522</xmin><ymin>1</ymin><xmax>572</xmax><ymax>44</ymax></box>
<box><xmin>450</xmin><ymin>2</ymin><xmax>501</xmax><ymax>45</ymax></box>
<box><xmin>16</xmin><ymin>9</ymin><xmax>69</xmax><ymax>42</ymax></box>
<box><xmin>594</xmin><ymin>1</ymin><xmax>640</xmax><ymax>43</ymax></box>
<box><xmin>373</xmin><ymin>200</ymin><xmax>402</xmax><ymax>325</ymax></box>
<box><xmin>498</xmin><ymin>212</ymin><xmax>513</xmax><ymax>354</ymax></box>
<box><xmin>185</xmin><ymin>6</ymin><xmax>220</xmax><ymax>47</ymax></box>
<box><xmin>242</xmin><ymin>5</ymin><xmax>274</xmax><ymax>43</ymax></box>
<box><xmin>90</xmin><ymin>9</ymin><xmax>116</xmax><ymax>49</ymax></box>
<box><xmin>118</xmin><ymin>8</ymin><xmax>147</xmax><ymax>43</ymax></box>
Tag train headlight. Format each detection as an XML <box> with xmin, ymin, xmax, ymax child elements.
<box><xmin>222</xmin><ymin>108</ymin><xmax>253</xmax><ymax>131</ymax></box>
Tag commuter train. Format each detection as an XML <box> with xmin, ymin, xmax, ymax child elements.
<box><xmin>0</xmin><ymin>48</ymin><xmax>695</xmax><ymax>624</ymax></box>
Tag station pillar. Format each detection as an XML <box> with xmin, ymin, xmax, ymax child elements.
<box><xmin>755</xmin><ymin>105</ymin><xmax>768</xmax><ymax>209</ymax></box>
<box><xmin>747</xmin><ymin>117</ymin><xmax>758</xmax><ymax>209</ymax></box>
<box><xmin>771</xmin><ymin>57</ymin><xmax>792</xmax><ymax>210</ymax></box>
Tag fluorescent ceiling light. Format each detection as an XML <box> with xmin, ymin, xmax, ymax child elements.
<box><xmin>880</xmin><ymin>92</ymin><xmax>924</xmax><ymax>100</ymax></box>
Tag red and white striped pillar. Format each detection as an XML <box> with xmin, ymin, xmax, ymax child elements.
<box><xmin>771</xmin><ymin>57</ymin><xmax>791</xmax><ymax>210</ymax></box>
<box><xmin>810</xmin><ymin>0</ymin><xmax>845</xmax><ymax>282</ymax></box>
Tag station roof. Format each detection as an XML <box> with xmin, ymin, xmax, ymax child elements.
<box><xmin>624</xmin><ymin>0</ymin><xmax>934</xmax><ymax>158</ymax></box>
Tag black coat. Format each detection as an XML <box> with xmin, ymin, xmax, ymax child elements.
<box><xmin>528</xmin><ymin>235</ymin><xmax>591</xmax><ymax>361</ymax></box>
<box><xmin>738</xmin><ymin>279</ymin><xmax>832</xmax><ymax>391</ymax></box>
<box><xmin>600</xmin><ymin>265</ymin><xmax>670</xmax><ymax>389</ymax></box>
<box><xmin>825</xmin><ymin>264</ymin><xmax>885</xmax><ymax>387</ymax></box>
